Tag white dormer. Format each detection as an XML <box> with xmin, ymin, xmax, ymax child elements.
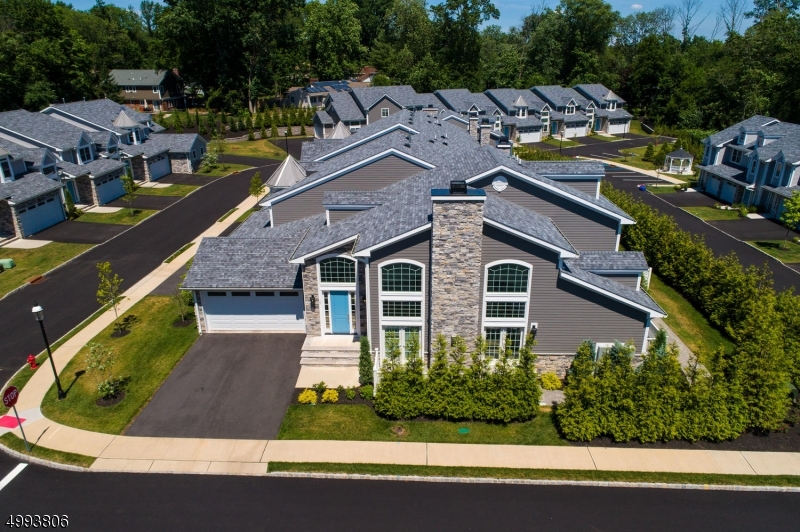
<box><xmin>77</xmin><ymin>135</ymin><xmax>94</xmax><ymax>164</ymax></box>
<box><xmin>0</xmin><ymin>151</ymin><xmax>13</xmax><ymax>183</ymax></box>
<box><xmin>738</xmin><ymin>131</ymin><xmax>746</xmax><ymax>145</ymax></box>
<box><xmin>494</xmin><ymin>115</ymin><xmax>502</xmax><ymax>131</ymax></box>
<box><xmin>565</xmin><ymin>104</ymin><xmax>575</xmax><ymax>115</ymax></box>
<box><xmin>513</xmin><ymin>95</ymin><xmax>528</xmax><ymax>118</ymax></box>
<box><xmin>607</xmin><ymin>100</ymin><xmax>616</xmax><ymax>111</ymax></box>
<box><xmin>586</xmin><ymin>102</ymin><xmax>595</xmax><ymax>118</ymax></box>
<box><xmin>540</xmin><ymin>105</ymin><xmax>550</xmax><ymax>124</ymax></box>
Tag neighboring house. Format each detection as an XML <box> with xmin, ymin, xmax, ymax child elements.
<box><xmin>697</xmin><ymin>115</ymin><xmax>800</xmax><ymax>214</ymax></box>
<box><xmin>41</xmin><ymin>99</ymin><xmax>207</xmax><ymax>182</ymax></box>
<box><xmin>184</xmin><ymin>110</ymin><xmax>664</xmax><ymax>380</ymax></box>
<box><xmin>573</xmin><ymin>84</ymin><xmax>633</xmax><ymax>135</ymax></box>
<box><xmin>110</xmin><ymin>69</ymin><xmax>185</xmax><ymax>111</ymax></box>
<box><xmin>483</xmin><ymin>89</ymin><xmax>547</xmax><ymax>143</ymax></box>
<box><xmin>354</xmin><ymin>66</ymin><xmax>377</xmax><ymax>84</ymax></box>
<box><xmin>286</xmin><ymin>80</ymin><xmax>351</xmax><ymax>109</ymax></box>
<box><xmin>530</xmin><ymin>86</ymin><xmax>594</xmax><ymax>138</ymax></box>
<box><xmin>434</xmin><ymin>89</ymin><xmax>501</xmax><ymax>144</ymax></box>
<box><xmin>324</xmin><ymin>92</ymin><xmax>367</xmax><ymax>133</ymax></box>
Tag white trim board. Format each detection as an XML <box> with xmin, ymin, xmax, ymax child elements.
<box><xmin>559</xmin><ymin>271</ymin><xmax>665</xmax><ymax>318</ymax></box>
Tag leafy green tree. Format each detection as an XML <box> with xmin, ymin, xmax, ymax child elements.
<box><xmin>371</xmin><ymin>73</ymin><xmax>392</xmax><ymax>86</ymax></box>
<box><xmin>248</xmin><ymin>171</ymin><xmax>265</xmax><ymax>206</ymax></box>
<box><xmin>96</xmin><ymin>261</ymin><xmax>124</xmax><ymax>334</ymax></box>
<box><xmin>779</xmin><ymin>191</ymin><xmax>800</xmax><ymax>249</ymax></box>
<box><xmin>642</xmin><ymin>142</ymin><xmax>655</xmax><ymax>162</ymax></box>
<box><xmin>305</xmin><ymin>0</ymin><xmax>367</xmax><ymax>79</ymax></box>
<box><xmin>121</xmin><ymin>172</ymin><xmax>137</xmax><ymax>216</ymax></box>
<box><xmin>557</xmin><ymin>341</ymin><xmax>601</xmax><ymax>440</ymax></box>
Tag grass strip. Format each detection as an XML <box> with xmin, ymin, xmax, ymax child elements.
<box><xmin>646</xmin><ymin>275</ymin><xmax>734</xmax><ymax>358</ymax></box>
<box><xmin>197</xmin><ymin>163</ymin><xmax>253</xmax><ymax>177</ymax></box>
<box><xmin>748</xmin><ymin>240</ymin><xmax>800</xmax><ymax>263</ymax></box>
<box><xmin>267</xmin><ymin>462</ymin><xmax>800</xmax><ymax>487</ymax></box>
<box><xmin>41</xmin><ymin>296</ymin><xmax>198</xmax><ymax>434</ymax></box>
<box><xmin>646</xmin><ymin>186</ymin><xmax>678</xmax><ymax>195</ymax></box>
<box><xmin>217</xmin><ymin>208</ymin><xmax>238</xmax><ymax>223</ymax></box>
<box><xmin>76</xmin><ymin>208</ymin><xmax>157</xmax><ymax>226</ymax></box>
<box><xmin>136</xmin><ymin>184</ymin><xmax>198</xmax><ymax>197</ymax></box>
<box><xmin>164</xmin><ymin>242</ymin><xmax>194</xmax><ymax>263</ymax></box>
<box><xmin>683</xmin><ymin>206</ymin><xmax>742</xmax><ymax>221</ymax></box>
<box><xmin>278</xmin><ymin>404</ymin><xmax>566</xmax><ymax>446</ymax></box>
<box><xmin>0</xmin><ymin>433</ymin><xmax>95</xmax><ymax>468</ymax></box>
<box><xmin>225</xmin><ymin>140</ymin><xmax>287</xmax><ymax>160</ymax></box>
<box><xmin>542</xmin><ymin>137</ymin><xmax>582</xmax><ymax>148</ymax></box>
<box><xmin>236</xmin><ymin>208</ymin><xmax>257</xmax><ymax>223</ymax></box>
<box><xmin>0</xmin><ymin>242</ymin><xmax>93</xmax><ymax>299</ymax></box>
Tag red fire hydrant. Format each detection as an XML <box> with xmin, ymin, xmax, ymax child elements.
<box><xmin>27</xmin><ymin>354</ymin><xmax>39</xmax><ymax>370</ymax></box>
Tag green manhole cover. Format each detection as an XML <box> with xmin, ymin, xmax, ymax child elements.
<box><xmin>458</xmin><ymin>427</ymin><xmax>470</xmax><ymax>434</ymax></box>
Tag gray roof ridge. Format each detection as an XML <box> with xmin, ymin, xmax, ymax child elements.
<box><xmin>562</xmin><ymin>265</ymin><xmax>665</xmax><ymax>315</ymax></box>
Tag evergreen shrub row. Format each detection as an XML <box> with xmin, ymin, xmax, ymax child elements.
<box><xmin>375</xmin><ymin>334</ymin><xmax>541</xmax><ymax>423</ymax></box>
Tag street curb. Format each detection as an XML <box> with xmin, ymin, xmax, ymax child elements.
<box><xmin>0</xmin><ymin>442</ymin><xmax>89</xmax><ymax>473</ymax></box>
<box><xmin>266</xmin><ymin>471</ymin><xmax>800</xmax><ymax>493</ymax></box>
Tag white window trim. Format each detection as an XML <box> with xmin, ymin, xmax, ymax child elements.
<box><xmin>380</xmin><ymin>108</ymin><xmax>390</xmax><ymax>118</ymax></box>
<box><xmin>380</xmin><ymin>325</ymin><xmax>423</xmax><ymax>365</ymax></box>
<box><xmin>607</xmin><ymin>101</ymin><xmax>616</xmax><ymax>111</ymax></box>
<box><xmin>378</xmin><ymin>259</ymin><xmax>425</xmax><ymax>361</ymax></box>
<box><xmin>519</xmin><ymin>108</ymin><xmax>527</xmax><ymax>118</ymax></box>
<box><xmin>595</xmin><ymin>342</ymin><xmax>614</xmax><ymax>361</ymax></box>
<box><xmin>565</xmin><ymin>105</ymin><xmax>575</xmax><ymax>115</ymax></box>
<box><xmin>730</xmin><ymin>150</ymin><xmax>742</xmax><ymax>165</ymax></box>
<box><xmin>480</xmin><ymin>260</ymin><xmax>533</xmax><ymax>358</ymax></box>
<box><xmin>739</xmin><ymin>132</ymin><xmax>746</xmax><ymax>145</ymax></box>
<box><xmin>316</xmin><ymin>254</ymin><xmax>359</xmax><ymax>335</ymax></box>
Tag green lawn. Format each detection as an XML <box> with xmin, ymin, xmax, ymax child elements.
<box><xmin>542</xmin><ymin>137</ymin><xmax>582</xmax><ymax>148</ymax></box>
<box><xmin>0</xmin><ymin>433</ymin><xmax>95</xmax><ymax>468</ymax></box>
<box><xmin>76</xmin><ymin>208</ymin><xmax>157</xmax><ymax>226</ymax></box>
<box><xmin>278</xmin><ymin>404</ymin><xmax>567</xmax><ymax>446</ymax></box>
<box><xmin>0</xmin><ymin>242</ymin><xmax>93</xmax><ymax>298</ymax></box>
<box><xmin>586</xmin><ymin>134</ymin><xmax>620</xmax><ymax>142</ymax></box>
<box><xmin>136</xmin><ymin>184</ymin><xmax>198</xmax><ymax>197</ymax></box>
<box><xmin>197</xmin><ymin>163</ymin><xmax>252</xmax><ymax>177</ymax></box>
<box><xmin>646</xmin><ymin>276</ymin><xmax>734</xmax><ymax>358</ymax></box>
<box><xmin>217</xmin><ymin>208</ymin><xmax>239</xmax><ymax>222</ymax></box>
<box><xmin>267</xmin><ymin>462</ymin><xmax>800</xmax><ymax>487</ymax></box>
<box><xmin>683</xmin><ymin>206</ymin><xmax>741</xmax><ymax>221</ymax></box>
<box><xmin>646</xmin><ymin>185</ymin><xmax>678</xmax><ymax>195</ymax></box>
<box><xmin>41</xmin><ymin>296</ymin><xmax>199</xmax><ymax>434</ymax></box>
<box><xmin>164</xmin><ymin>242</ymin><xmax>194</xmax><ymax>263</ymax></box>
<box><xmin>628</xmin><ymin>119</ymin><xmax>653</xmax><ymax>136</ymax></box>
<box><xmin>613</xmin><ymin>146</ymin><xmax>658</xmax><ymax>172</ymax></box>
<box><xmin>225</xmin><ymin>139</ymin><xmax>287</xmax><ymax>160</ymax></box>
<box><xmin>236</xmin><ymin>208</ymin><xmax>258</xmax><ymax>223</ymax></box>
<box><xmin>748</xmin><ymin>240</ymin><xmax>800</xmax><ymax>263</ymax></box>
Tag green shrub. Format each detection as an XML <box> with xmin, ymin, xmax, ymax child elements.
<box><xmin>312</xmin><ymin>381</ymin><xmax>326</xmax><ymax>394</ymax></box>
<box><xmin>541</xmin><ymin>372</ymin><xmax>562</xmax><ymax>390</ymax></box>
<box><xmin>359</xmin><ymin>385</ymin><xmax>373</xmax><ymax>399</ymax></box>
<box><xmin>642</xmin><ymin>142</ymin><xmax>655</xmax><ymax>162</ymax></box>
<box><xmin>321</xmin><ymin>389</ymin><xmax>339</xmax><ymax>403</ymax></box>
<box><xmin>298</xmin><ymin>389</ymin><xmax>317</xmax><ymax>404</ymax></box>
<box><xmin>359</xmin><ymin>336</ymin><xmax>373</xmax><ymax>385</ymax></box>
<box><xmin>336</xmin><ymin>385</ymin><xmax>345</xmax><ymax>394</ymax></box>
<box><xmin>345</xmin><ymin>387</ymin><xmax>356</xmax><ymax>401</ymax></box>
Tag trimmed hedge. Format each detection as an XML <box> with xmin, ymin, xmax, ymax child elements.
<box><xmin>600</xmin><ymin>183</ymin><xmax>795</xmax><ymax>431</ymax></box>
<box><xmin>375</xmin><ymin>333</ymin><xmax>541</xmax><ymax>423</ymax></box>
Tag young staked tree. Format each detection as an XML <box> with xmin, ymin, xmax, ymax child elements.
<box><xmin>96</xmin><ymin>261</ymin><xmax>124</xmax><ymax>334</ymax></box>
<box><xmin>121</xmin><ymin>172</ymin><xmax>137</xmax><ymax>216</ymax></box>
<box><xmin>779</xmin><ymin>191</ymin><xmax>800</xmax><ymax>249</ymax></box>
<box><xmin>248</xmin><ymin>171</ymin><xmax>265</xmax><ymax>206</ymax></box>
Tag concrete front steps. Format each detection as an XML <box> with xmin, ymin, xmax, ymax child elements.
<box><xmin>300</xmin><ymin>335</ymin><xmax>360</xmax><ymax>367</ymax></box>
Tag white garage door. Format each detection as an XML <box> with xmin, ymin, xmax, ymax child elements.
<box><xmin>564</xmin><ymin>126</ymin><xmax>585</xmax><ymax>139</ymax></box>
<box><xmin>148</xmin><ymin>155</ymin><xmax>171</xmax><ymax>181</ymax></box>
<box><xmin>203</xmin><ymin>290</ymin><xmax>305</xmax><ymax>332</ymax></box>
<box><xmin>720</xmin><ymin>182</ymin><xmax>737</xmax><ymax>204</ymax></box>
<box><xmin>705</xmin><ymin>177</ymin><xmax>720</xmax><ymax>197</ymax></box>
<box><xmin>608</xmin><ymin>122</ymin><xmax>628</xmax><ymax>135</ymax></box>
<box><xmin>17</xmin><ymin>195</ymin><xmax>65</xmax><ymax>237</ymax></box>
<box><xmin>518</xmin><ymin>131</ymin><xmax>541</xmax><ymax>143</ymax></box>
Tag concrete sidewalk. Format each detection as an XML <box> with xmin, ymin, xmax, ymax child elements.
<box><xmin>3</xmin><ymin>173</ymin><xmax>800</xmax><ymax>479</ymax></box>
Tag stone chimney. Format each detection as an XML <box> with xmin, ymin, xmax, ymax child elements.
<box><xmin>469</xmin><ymin>115</ymin><xmax>480</xmax><ymax>143</ymax></box>
<box><xmin>430</xmin><ymin>181</ymin><xmax>485</xmax><ymax>343</ymax></box>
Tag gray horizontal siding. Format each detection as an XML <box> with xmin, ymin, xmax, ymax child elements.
<box><xmin>272</xmin><ymin>155</ymin><xmax>425</xmax><ymax>224</ymax></box>
<box><xmin>474</xmin><ymin>173</ymin><xmax>618</xmax><ymax>251</ymax></box>
<box><xmin>368</xmin><ymin>98</ymin><xmax>401</xmax><ymax>124</ymax></box>
<box><xmin>549</xmin><ymin>178</ymin><xmax>599</xmax><ymax>196</ymax></box>
<box><xmin>328</xmin><ymin>209</ymin><xmax>365</xmax><ymax>224</ymax></box>
<box><xmin>481</xmin><ymin>225</ymin><xmax>648</xmax><ymax>353</ymax></box>
<box><xmin>368</xmin><ymin>230</ymin><xmax>431</xmax><ymax>353</ymax></box>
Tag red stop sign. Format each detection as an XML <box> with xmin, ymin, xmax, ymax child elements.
<box><xmin>3</xmin><ymin>386</ymin><xmax>19</xmax><ymax>408</ymax></box>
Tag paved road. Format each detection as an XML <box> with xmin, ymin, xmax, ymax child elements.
<box><xmin>126</xmin><ymin>333</ymin><xmax>304</xmax><ymax>439</ymax></box>
<box><xmin>0</xmin><ymin>454</ymin><xmax>798</xmax><ymax>531</ymax></box>
<box><xmin>526</xmin><ymin>134</ymin><xmax>672</xmax><ymax>159</ymax></box>
<box><xmin>0</xmin><ymin>161</ymin><xmax>280</xmax><ymax>383</ymax></box>
<box><xmin>604</xmin><ymin>167</ymin><xmax>800</xmax><ymax>291</ymax></box>
<box><xmin>33</xmin><ymin>221</ymin><xmax>129</xmax><ymax>244</ymax></box>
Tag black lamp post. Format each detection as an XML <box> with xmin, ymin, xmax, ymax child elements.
<box><xmin>32</xmin><ymin>302</ymin><xmax>66</xmax><ymax>400</ymax></box>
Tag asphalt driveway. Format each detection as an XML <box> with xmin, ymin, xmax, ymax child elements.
<box><xmin>125</xmin><ymin>333</ymin><xmax>304</xmax><ymax>440</ymax></box>
<box><xmin>33</xmin><ymin>220</ymin><xmax>129</xmax><ymax>244</ymax></box>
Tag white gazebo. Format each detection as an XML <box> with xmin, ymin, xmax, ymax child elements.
<box><xmin>266</xmin><ymin>154</ymin><xmax>306</xmax><ymax>190</ymax></box>
<box><xmin>664</xmin><ymin>147</ymin><xmax>694</xmax><ymax>175</ymax></box>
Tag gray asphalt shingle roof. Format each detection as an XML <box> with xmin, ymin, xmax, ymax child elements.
<box><xmin>0</xmin><ymin>173</ymin><xmax>62</xmax><ymax>204</ymax></box>
<box><xmin>48</xmin><ymin>99</ymin><xmax>153</xmax><ymax>135</ymax></box>
<box><xmin>350</xmin><ymin>86</ymin><xmax>419</xmax><ymax>110</ymax></box>
<box><xmin>314</xmin><ymin>110</ymin><xmax>334</xmax><ymax>125</ymax></box>
<box><xmin>484</xmin><ymin>195</ymin><xmax>576</xmax><ymax>253</ymax></box>
<box><xmin>123</xmin><ymin>133</ymin><xmax>202</xmax><ymax>157</ymax></box>
<box><xmin>434</xmin><ymin>89</ymin><xmax>500</xmax><ymax>114</ymax></box>
<box><xmin>761</xmin><ymin>185</ymin><xmax>800</xmax><ymax>199</ymax></box>
<box><xmin>327</xmin><ymin>92</ymin><xmax>365</xmax><ymax>122</ymax></box>
<box><xmin>565</xmin><ymin>251</ymin><xmax>648</xmax><ymax>271</ymax></box>
<box><xmin>573</xmin><ymin>84</ymin><xmax>627</xmax><ymax>105</ymax></box>
<box><xmin>110</xmin><ymin>69</ymin><xmax>170</xmax><ymax>86</ymax></box>
<box><xmin>484</xmin><ymin>89</ymin><xmax>547</xmax><ymax>114</ymax></box>
<box><xmin>697</xmin><ymin>163</ymin><xmax>747</xmax><ymax>183</ymax></box>
<box><xmin>531</xmin><ymin>86</ymin><xmax>586</xmax><ymax>109</ymax></box>
<box><xmin>520</xmin><ymin>160</ymin><xmax>605</xmax><ymax>176</ymax></box>
<box><xmin>561</xmin><ymin>266</ymin><xmax>664</xmax><ymax>315</ymax></box>
<box><xmin>706</xmin><ymin>115</ymin><xmax>779</xmax><ymax>146</ymax></box>
<box><xmin>59</xmin><ymin>158</ymin><xmax>124</xmax><ymax>178</ymax></box>
<box><xmin>0</xmin><ymin>110</ymin><xmax>86</xmax><ymax>151</ymax></box>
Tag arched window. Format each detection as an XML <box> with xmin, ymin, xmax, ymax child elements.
<box><xmin>381</xmin><ymin>263</ymin><xmax>422</xmax><ymax>292</ymax></box>
<box><xmin>487</xmin><ymin>263</ymin><xmax>529</xmax><ymax>293</ymax></box>
<box><xmin>319</xmin><ymin>257</ymin><xmax>355</xmax><ymax>283</ymax></box>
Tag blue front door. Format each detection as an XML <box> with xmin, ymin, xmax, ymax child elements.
<box><xmin>330</xmin><ymin>291</ymin><xmax>350</xmax><ymax>334</ymax></box>
<box><xmin>594</xmin><ymin>118</ymin><xmax>602</xmax><ymax>131</ymax></box>
<box><xmin>550</xmin><ymin>121</ymin><xmax>558</xmax><ymax>135</ymax></box>
<box><xmin>66</xmin><ymin>180</ymin><xmax>78</xmax><ymax>203</ymax></box>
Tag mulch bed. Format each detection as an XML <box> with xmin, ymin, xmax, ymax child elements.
<box><xmin>568</xmin><ymin>406</ymin><xmax>800</xmax><ymax>452</ymax></box>
<box><xmin>95</xmin><ymin>392</ymin><xmax>125</xmax><ymax>407</ymax></box>
<box><xmin>110</xmin><ymin>329</ymin><xmax>130</xmax><ymax>338</ymax></box>
<box><xmin>292</xmin><ymin>387</ymin><xmax>373</xmax><ymax>406</ymax></box>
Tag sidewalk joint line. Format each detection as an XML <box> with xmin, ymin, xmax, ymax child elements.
<box><xmin>739</xmin><ymin>451</ymin><xmax>759</xmax><ymax>476</ymax></box>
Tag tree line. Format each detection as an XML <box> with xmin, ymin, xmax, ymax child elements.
<box><xmin>3</xmin><ymin>0</ymin><xmax>800</xmax><ymax>129</ymax></box>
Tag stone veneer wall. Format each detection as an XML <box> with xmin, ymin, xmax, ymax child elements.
<box><xmin>302</xmin><ymin>261</ymin><xmax>321</xmax><ymax>336</ymax></box>
<box><xmin>76</xmin><ymin>176</ymin><xmax>95</xmax><ymax>205</ymax></box>
<box><xmin>480</xmin><ymin>127</ymin><xmax>492</xmax><ymax>145</ymax></box>
<box><xmin>469</xmin><ymin>118</ymin><xmax>479</xmax><ymax>142</ymax></box>
<box><xmin>0</xmin><ymin>201</ymin><xmax>17</xmax><ymax>238</ymax></box>
<box><xmin>169</xmin><ymin>154</ymin><xmax>193</xmax><ymax>174</ymax></box>
<box><xmin>130</xmin><ymin>154</ymin><xmax>151</xmax><ymax>182</ymax></box>
<box><xmin>430</xmin><ymin>199</ymin><xmax>484</xmax><ymax>342</ymax></box>
<box><xmin>535</xmin><ymin>355</ymin><xmax>574</xmax><ymax>378</ymax></box>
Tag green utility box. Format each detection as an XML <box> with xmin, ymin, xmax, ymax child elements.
<box><xmin>0</xmin><ymin>258</ymin><xmax>16</xmax><ymax>270</ymax></box>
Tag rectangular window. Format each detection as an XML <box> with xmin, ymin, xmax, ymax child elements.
<box><xmin>232</xmin><ymin>292</ymin><xmax>251</xmax><ymax>296</ymax></box>
<box><xmin>739</xmin><ymin>132</ymin><xmax>746</xmax><ymax>145</ymax></box>
<box><xmin>566</xmin><ymin>105</ymin><xmax>575</xmax><ymax>115</ymax></box>
<box><xmin>208</xmin><ymin>291</ymin><xmax>226</xmax><ymax>296</ymax></box>
<box><xmin>324</xmin><ymin>293</ymin><xmax>331</xmax><ymax>329</ymax></box>
<box><xmin>382</xmin><ymin>301</ymin><xmax>421</xmax><ymax>318</ymax></box>
<box><xmin>775</xmin><ymin>162</ymin><xmax>783</xmax><ymax>177</ymax></box>
<box><xmin>485</xmin><ymin>301</ymin><xmax>525</xmax><ymax>318</ymax></box>
<box><xmin>255</xmin><ymin>291</ymin><xmax>275</xmax><ymax>296</ymax></box>
<box><xmin>279</xmin><ymin>291</ymin><xmax>299</xmax><ymax>296</ymax></box>
<box><xmin>351</xmin><ymin>292</ymin><xmax>357</xmax><ymax>328</ymax></box>
<box><xmin>751</xmin><ymin>159</ymin><xmax>758</xmax><ymax>174</ymax></box>
<box><xmin>519</xmin><ymin>108</ymin><xmax>527</xmax><ymax>118</ymax></box>
<box><xmin>595</xmin><ymin>343</ymin><xmax>614</xmax><ymax>360</ymax></box>
<box><xmin>153</xmin><ymin>86</ymin><xmax>160</xmax><ymax>93</ymax></box>
<box><xmin>380</xmin><ymin>108</ymin><xmax>389</xmax><ymax>118</ymax></box>
<box><xmin>79</xmin><ymin>146</ymin><xmax>92</xmax><ymax>163</ymax></box>
<box><xmin>731</xmin><ymin>150</ymin><xmax>742</xmax><ymax>164</ymax></box>
<box><xmin>608</xmin><ymin>101</ymin><xmax>616</xmax><ymax>111</ymax></box>
<box><xmin>485</xmin><ymin>327</ymin><xmax>524</xmax><ymax>359</ymax></box>
<box><xmin>192</xmin><ymin>150</ymin><xmax>197</xmax><ymax>159</ymax></box>
<box><xmin>383</xmin><ymin>326</ymin><xmax>421</xmax><ymax>360</ymax></box>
